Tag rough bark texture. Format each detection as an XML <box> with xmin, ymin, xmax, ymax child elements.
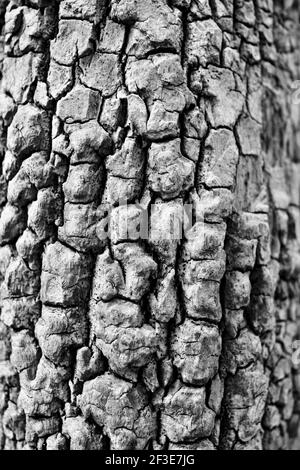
<box><xmin>0</xmin><ymin>0</ymin><xmax>300</xmax><ymax>451</ymax></box>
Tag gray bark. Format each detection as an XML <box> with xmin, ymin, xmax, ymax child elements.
<box><xmin>0</xmin><ymin>0</ymin><xmax>300</xmax><ymax>450</ymax></box>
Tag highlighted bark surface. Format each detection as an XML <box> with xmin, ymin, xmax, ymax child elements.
<box><xmin>0</xmin><ymin>0</ymin><xmax>299</xmax><ymax>451</ymax></box>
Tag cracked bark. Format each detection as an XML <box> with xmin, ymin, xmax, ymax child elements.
<box><xmin>0</xmin><ymin>0</ymin><xmax>300</xmax><ymax>451</ymax></box>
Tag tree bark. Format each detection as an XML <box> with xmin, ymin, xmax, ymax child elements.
<box><xmin>0</xmin><ymin>0</ymin><xmax>300</xmax><ymax>451</ymax></box>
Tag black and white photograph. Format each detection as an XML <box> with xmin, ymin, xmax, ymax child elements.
<box><xmin>0</xmin><ymin>0</ymin><xmax>299</xmax><ymax>455</ymax></box>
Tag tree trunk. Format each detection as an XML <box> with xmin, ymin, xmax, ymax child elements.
<box><xmin>0</xmin><ymin>0</ymin><xmax>299</xmax><ymax>451</ymax></box>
